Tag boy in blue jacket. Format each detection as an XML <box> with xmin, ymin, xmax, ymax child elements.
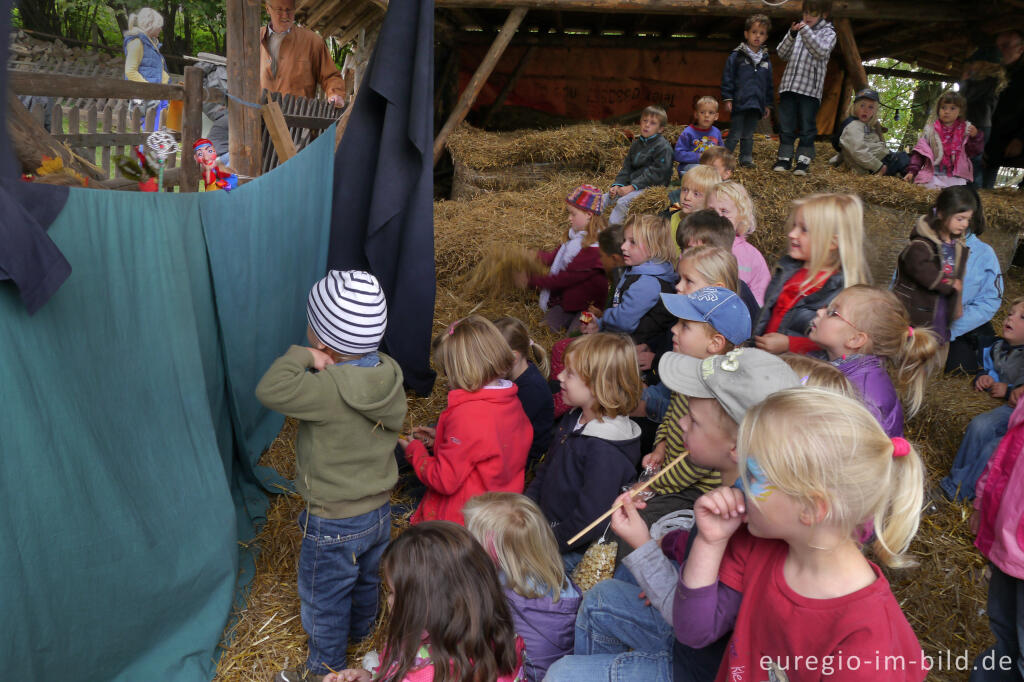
<box><xmin>721</xmin><ymin>14</ymin><xmax>773</xmax><ymax>168</ymax></box>
<box><xmin>606</xmin><ymin>104</ymin><xmax>674</xmax><ymax>225</ymax></box>
<box><xmin>673</xmin><ymin>96</ymin><xmax>723</xmax><ymax>176</ymax></box>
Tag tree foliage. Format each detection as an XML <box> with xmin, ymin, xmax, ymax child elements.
<box><xmin>866</xmin><ymin>58</ymin><xmax>955</xmax><ymax>150</ymax></box>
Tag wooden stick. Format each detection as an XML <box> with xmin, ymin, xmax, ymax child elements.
<box><xmin>567</xmin><ymin>453</ymin><xmax>689</xmax><ymax>548</ymax></box>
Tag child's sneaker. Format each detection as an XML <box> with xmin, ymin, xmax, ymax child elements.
<box><xmin>772</xmin><ymin>157</ymin><xmax>791</xmax><ymax>172</ymax></box>
<box><xmin>740</xmin><ymin>159</ymin><xmax>755</xmax><ymax>168</ymax></box>
<box><xmin>792</xmin><ymin>155</ymin><xmax>812</xmax><ymax>176</ymax></box>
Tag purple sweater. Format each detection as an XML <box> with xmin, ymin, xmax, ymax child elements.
<box><xmin>673</xmin><ymin>125</ymin><xmax>724</xmax><ymax>168</ymax></box>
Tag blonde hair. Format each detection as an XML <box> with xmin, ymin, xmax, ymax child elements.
<box><xmin>837</xmin><ymin>285</ymin><xmax>942</xmax><ymax>416</ymax></box>
<box><xmin>739</xmin><ymin>388</ymin><xmax>923</xmax><ymax>568</ymax></box>
<box><xmin>680</xmin><ymin>245</ymin><xmax>739</xmax><ymax>293</ymax></box>
<box><xmin>709</xmin><ymin>181</ymin><xmax>757</xmax><ymax>236</ymax></box>
<box><xmin>463</xmin><ymin>493</ymin><xmax>566</xmax><ymax>601</ymax></box>
<box><xmin>699</xmin><ymin>146</ymin><xmax>737</xmax><ymax>175</ymax></box>
<box><xmin>493</xmin><ymin>317</ymin><xmax>550</xmax><ymax>378</ymax></box>
<box><xmin>563</xmin><ymin>333</ymin><xmax>641</xmax><ymax>418</ymax></box>
<box><xmin>779</xmin><ymin>354</ymin><xmax>858</xmax><ymax>399</ymax></box>
<box><xmin>432</xmin><ymin>316</ymin><xmax>513</xmax><ymax>392</ymax></box>
<box><xmin>682</xmin><ymin>165</ymin><xmax>722</xmax><ymax>197</ymax></box>
<box><xmin>125</xmin><ymin>7</ymin><xmax>164</xmax><ymax>36</ymax></box>
<box><xmin>694</xmin><ymin>96</ymin><xmax>720</xmax><ymax>113</ymax></box>
<box><xmin>788</xmin><ymin>193</ymin><xmax>869</xmax><ymax>289</ymax></box>
<box><xmin>623</xmin><ymin>214</ymin><xmax>676</xmax><ymax>264</ymax></box>
<box><xmin>845</xmin><ymin>96</ymin><xmax>883</xmax><ymax>137</ymax></box>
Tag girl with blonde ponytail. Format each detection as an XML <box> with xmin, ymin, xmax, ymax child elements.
<box><xmin>807</xmin><ymin>284</ymin><xmax>941</xmax><ymax>436</ymax></box>
<box><xmin>494</xmin><ymin>317</ymin><xmax>555</xmax><ymax>473</ymax></box>
<box><xmin>672</xmin><ymin>388</ymin><xmax>926</xmax><ymax>681</ymax></box>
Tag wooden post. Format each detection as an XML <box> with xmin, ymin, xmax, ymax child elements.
<box><xmin>6</xmin><ymin>91</ymin><xmax>107</xmax><ymax>181</ymax></box>
<box><xmin>227</xmin><ymin>0</ymin><xmax>263</xmax><ymax>177</ymax></box>
<box><xmin>181</xmin><ymin>66</ymin><xmax>204</xmax><ymax>192</ymax></box>
<box><xmin>480</xmin><ymin>44</ymin><xmax>535</xmax><ymax>128</ymax></box>
<box><xmin>432</xmin><ymin>6</ymin><xmax>527</xmax><ymax>165</ymax></box>
<box><xmin>262</xmin><ymin>100</ymin><xmax>298</xmax><ymax>162</ymax></box>
<box><xmin>835</xmin><ymin>18</ymin><xmax>869</xmax><ymax>92</ymax></box>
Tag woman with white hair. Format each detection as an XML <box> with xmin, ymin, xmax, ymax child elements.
<box><xmin>123</xmin><ymin>8</ymin><xmax>168</xmax><ymax>85</ymax></box>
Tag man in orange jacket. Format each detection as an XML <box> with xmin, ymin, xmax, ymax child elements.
<box><xmin>261</xmin><ymin>0</ymin><xmax>346</xmax><ymax>106</ymax></box>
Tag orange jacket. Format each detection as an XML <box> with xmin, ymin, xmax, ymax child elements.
<box><xmin>259</xmin><ymin>24</ymin><xmax>345</xmax><ymax>101</ymax></box>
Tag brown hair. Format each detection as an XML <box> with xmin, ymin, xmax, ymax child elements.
<box><xmin>432</xmin><ymin>316</ymin><xmax>513</xmax><ymax>392</ymax></box>
<box><xmin>642</xmin><ymin>104</ymin><xmax>668</xmax><ymax>127</ymax></box>
<box><xmin>694</xmin><ymin>95</ymin><xmax>720</xmax><ymax>114</ymax></box>
<box><xmin>563</xmin><ymin>333</ymin><xmax>642</xmax><ymax>418</ymax></box>
<box><xmin>802</xmin><ymin>0</ymin><xmax>832</xmax><ymax>19</ymax></box>
<box><xmin>598</xmin><ymin>224</ymin><xmax>624</xmax><ymax>256</ymax></box>
<box><xmin>493</xmin><ymin>316</ymin><xmax>550</xmax><ymax>378</ymax></box>
<box><xmin>676</xmin><ymin>208</ymin><xmax>734</xmax><ymax>252</ymax></box>
<box><xmin>745</xmin><ymin>13</ymin><xmax>771</xmax><ymax>31</ymax></box>
<box><xmin>623</xmin><ymin>214</ymin><xmax>676</xmax><ymax>264</ymax></box>
<box><xmin>377</xmin><ymin>521</ymin><xmax>520</xmax><ymax>682</ymax></box>
<box><xmin>779</xmin><ymin>353</ymin><xmax>858</xmax><ymax>399</ymax></box>
<box><xmin>699</xmin><ymin>146</ymin><xmax>737</xmax><ymax>175</ymax></box>
<box><xmin>935</xmin><ymin>90</ymin><xmax>968</xmax><ymax>121</ymax></box>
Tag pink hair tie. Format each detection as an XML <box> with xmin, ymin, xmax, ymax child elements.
<box><xmin>448</xmin><ymin>322</ymin><xmax>457</xmax><ymax>336</ymax></box>
<box><xmin>907</xmin><ymin>326</ymin><xmax>914</xmax><ymax>337</ymax></box>
<box><xmin>891</xmin><ymin>437</ymin><xmax>911</xmax><ymax>458</ymax></box>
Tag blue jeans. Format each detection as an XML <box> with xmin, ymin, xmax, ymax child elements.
<box><xmin>545</xmin><ymin>579</ymin><xmax>673</xmax><ymax>681</ymax></box>
<box><xmin>726</xmin><ymin>109</ymin><xmax>760</xmax><ymax>163</ymax></box>
<box><xmin>642</xmin><ymin>382</ymin><xmax>672</xmax><ymax>423</ymax></box>
<box><xmin>777</xmin><ymin>92</ymin><xmax>820</xmax><ymax>160</ymax></box>
<box><xmin>941</xmin><ymin>404</ymin><xmax>1013</xmax><ymax>502</ymax></box>
<box><xmin>604</xmin><ymin>189</ymin><xmax>643</xmax><ymax>226</ymax></box>
<box><xmin>882</xmin><ymin>150</ymin><xmax>911</xmax><ymax>176</ymax></box>
<box><xmin>970</xmin><ymin>563</ymin><xmax>1024</xmax><ymax>681</ymax></box>
<box><xmin>297</xmin><ymin>504</ymin><xmax>391</xmax><ymax>675</ymax></box>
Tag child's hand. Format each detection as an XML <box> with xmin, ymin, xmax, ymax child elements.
<box><xmin>325</xmin><ymin>670</ymin><xmax>371</xmax><ymax>682</ymax></box>
<box><xmin>967</xmin><ymin>123</ymin><xmax>978</xmax><ymax>138</ymax></box>
<box><xmin>1010</xmin><ymin>385</ymin><xmax>1024</xmax><ymax>407</ymax></box>
<box><xmin>637</xmin><ymin>589</ymin><xmax>653</xmax><ymax>607</ymax></box>
<box><xmin>991</xmin><ymin>382</ymin><xmax>1009</xmax><ymax>398</ymax></box>
<box><xmin>903</xmin><ymin>171</ymin><xmax>915</xmax><ymax>183</ymax></box>
<box><xmin>723</xmin><ymin>101</ymin><xmax>733</xmax><ymax>113</ymax></box>
<box><xmin>636</xmin><ymin>343</ymin><xmax>655</xmax><ymax>371</ymax></box>
<box><xmin>694</xmin><ymin>486</ymin><xmax>746</xmax><ymax>546</ymax></box>
<box><xmin>876</xmin><ymin>164</ymin><xmax>888</xmax><ymax>176</ymax></box>
<box><xmin>976</xmin><ymin>375</ymin><xmax>995</xmax><ymax>391</ymax></box>
<box><xmin>610</xmin><ymin>491</ymin><xmax>651</xmax><ymax>550</ymax></box>
<box><xmin>642</xmin><ymin>442</ymin><xmax>666</xmax><ymax>469</ymax></box>
<box><xmin>412</xmin><ymin>425</ymin><xmax>436</xmax><ymax>449</ymax></box>
<box><xmin>512</xmin><ymin>271</ymin><xmax>529</xmax><ymax>288</ymax></box>
<box><xmin>580</xmin><ymin>320</ymin><xmax>599</xmax><ymax>334</ymax></box>
<box><xmin>753</xmin><ymin>333</ymin><xmax>789</xmax><ymax>354</ymax></box>
<box><xmin>790</xmin><ymin>21</ymin><xmax>806</xmax><ymax>33</ymax></box>
<box><xmin>308</xmin><ymin>347</ymin><xmax>335</xmax><ymax>371</ymax></box>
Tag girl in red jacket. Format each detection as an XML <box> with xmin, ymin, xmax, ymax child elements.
<box><xmin>402</xmin><ymin>316</ymin><xmax>533</xmax><ymax>525</ymax></box>
<box><xmin>517</xmin><ymin>184</ymin><xmax>609</xmax><ymax>333</ymax></box>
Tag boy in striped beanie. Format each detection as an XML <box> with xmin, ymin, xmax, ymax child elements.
<box><xmin>256</xmin><ymin>270</ymin><xmax>407</xmax><ymax>682</ymax></box>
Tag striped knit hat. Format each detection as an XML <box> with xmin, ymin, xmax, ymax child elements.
<box><xmin>566</xmin><ymin>184</ymin><xmax>604</xmax><ymax>215</ymax></box>
<box><xmin>307</xmin><ymin>270</ymin><xmax>387</xmax><ymax>355</ymax></box>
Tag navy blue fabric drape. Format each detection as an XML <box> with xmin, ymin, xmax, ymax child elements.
<box><xmin>327</xmin><ymin>0</ymin><xmax>436</xmax><ymax>395</ymax></box>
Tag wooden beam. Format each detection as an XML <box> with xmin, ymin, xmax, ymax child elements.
<box><xmin>52</xmin><ymin>132</ymin><xmax>169</xmax><ymax>147</ymax></box>
<box><xmin>433</xmin><ymin>7</ymin><xmax>527</xmax><ymax>165</ymax></box>
<box><xmin>455</xmin><ymin>30</ymin><xmax>735</xmax><ymax>51</ymax></box>
<box><xmin>7</xmin><ymin>71</ymin><xmax>184</xmax><ymax>100</ymax></box>
<box><xmin>834</xmin><ymin>18</ymin><xmax>868</xmax><ymax>92</ymax></box>
<box><xmin>181</xmin><ymin>65</ymin><xmax>204</xmax><ymax>192</ymax></box>
<box><xmin>227</xmin><ymin>0</ymin><xmax>263</xmax><ymax>177</ymax></box>
<box><xmin>261</xmin><ymin>100</ymin><xmax>298</xmax><ymax>162</ymax></box>
<box><xmin>864</xmin><ymin>65</ymin><xmax>955</xmax><ymax>82</ymax></box>
<box><xmin>435</xmin><ymin>0</ymin><xmax>966</xmax><ymax>22</ymax></box>
<box><xmin>480</xmin><ymin>45</ymin><xmax>535</xmax><ymax>128</ymax></box>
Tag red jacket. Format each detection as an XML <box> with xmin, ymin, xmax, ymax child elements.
<box><xmin>406</xmin><ymin>383</ymin><xmax>532</xmax><ymax>525</ymax></box>
<box><xmin>529</xmin><ymin>245</ymin><xmax>608</xmax><ymax>313</ymax></box>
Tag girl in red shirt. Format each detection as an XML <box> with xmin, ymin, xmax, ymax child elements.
<box><xmin>675</xmin><ymin>388</ymin><xmax>927</xmax><ymax>682</ymax></box>
<box><xmin>402</xmin><ymin>316</ymin><xmax>533</xmax><ymax>525</ymax></box>
<box><xmin>752</xmin><ymin>193</ymin><xmax>869</xmax><ymax>355</ymax></box>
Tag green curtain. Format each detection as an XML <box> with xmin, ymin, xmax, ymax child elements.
<box><xmin>0</xmin><ymin>126</ymin><xmax>335</xmax><ymax>680</ymax></box>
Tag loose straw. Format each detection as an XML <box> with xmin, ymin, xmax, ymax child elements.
<box><xmin>567</xmin><ymin>453</ymin><xmax>689</xmax><ymax>547</ymax></box>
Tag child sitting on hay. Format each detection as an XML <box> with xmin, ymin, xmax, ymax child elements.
<box><xmin>255</xmin><ymin>270</ymin><xmax>407</xmax><ymax>682</ymax></box>
<box><xmin>673</xmin><ymin>96</ymin><xmax>724</xmax><ymax>176</ymax></box>
<box><xmin>606</xmin><ymin>105</ymin><xmax>674</xmax><ymax>225</ymax></box>
<box><xmin>515</xmin><ymin>184</ymin><xmax>609</xmax><ymax>334</ymax></box>
<box><xmin>838</xmin><ymin>88</ymin><xmax>910</xmax><ymax>177</ymax></box>
<box><xmin>903</xmin><ymin>90</ymin><xmax>985</xmax><ymax>189</ymax></box>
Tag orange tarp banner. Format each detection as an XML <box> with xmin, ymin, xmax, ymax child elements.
<box><xmin>460</xmin><ymin>45</ymin><xmax>844</xmax><ymax>135</ymax></box>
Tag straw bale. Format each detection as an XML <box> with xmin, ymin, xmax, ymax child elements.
<box><xmin>446</xmin><ymin>122</ymin><xmax>630</xmax><ymax>172</ymax></box>
<box><xmin>218</xmin><ymin>124</ymin><xmax>1024</xmax><ymax>682</ymax></box>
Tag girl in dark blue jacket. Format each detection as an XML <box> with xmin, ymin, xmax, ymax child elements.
<box><xmin>721</xmin><ymin>14</ymin><xmax>774</xmax><ymax>167</ymax></box>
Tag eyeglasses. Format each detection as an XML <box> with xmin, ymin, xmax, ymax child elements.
<box><xmin>825</xmin><ymin>305</ymin><xmax>860</xmax><ymax>332</ymax></box>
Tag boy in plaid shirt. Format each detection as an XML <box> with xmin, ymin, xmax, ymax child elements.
<box><xmin>772</xmin><ymin>0</ymin><xmax>836</xmax><ymax>176</ymax></box>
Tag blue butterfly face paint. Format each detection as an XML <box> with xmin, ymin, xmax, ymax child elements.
<box><xmin>742</xmin><ymin>457</ymin><xmax>776</xmax><ymax>502</ymax></box>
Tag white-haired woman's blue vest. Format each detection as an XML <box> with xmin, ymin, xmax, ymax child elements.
<box><xmin>122</xmin><ymin>33</ymin><xmax>166</xmax><ymax>84</ymax></box>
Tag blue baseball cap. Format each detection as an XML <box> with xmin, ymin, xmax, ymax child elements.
<box><xmin>660</xmin><ymin>287</ymin><xmax>751</xmax><ymax>345</ymax></box>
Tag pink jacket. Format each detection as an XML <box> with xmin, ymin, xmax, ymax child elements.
<box><xmin>907</xmin><ymin>125</ymin><xmax>985</xmax><ymax>185</ymax></box>
<box><xmin>975</xmin><ymin>400</ymin><xmax>1024</xmax><ymax>579</ymax></box>
<box><xmin>732</xmin><ymin>235</ymin><xmax>770</xmax><ymax>305</ymax></box>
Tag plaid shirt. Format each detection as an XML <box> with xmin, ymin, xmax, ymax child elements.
<box><xmin>776</xmin><ymin>20</ymin><xmax>836</xmax><ymax>100</ymax></box>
